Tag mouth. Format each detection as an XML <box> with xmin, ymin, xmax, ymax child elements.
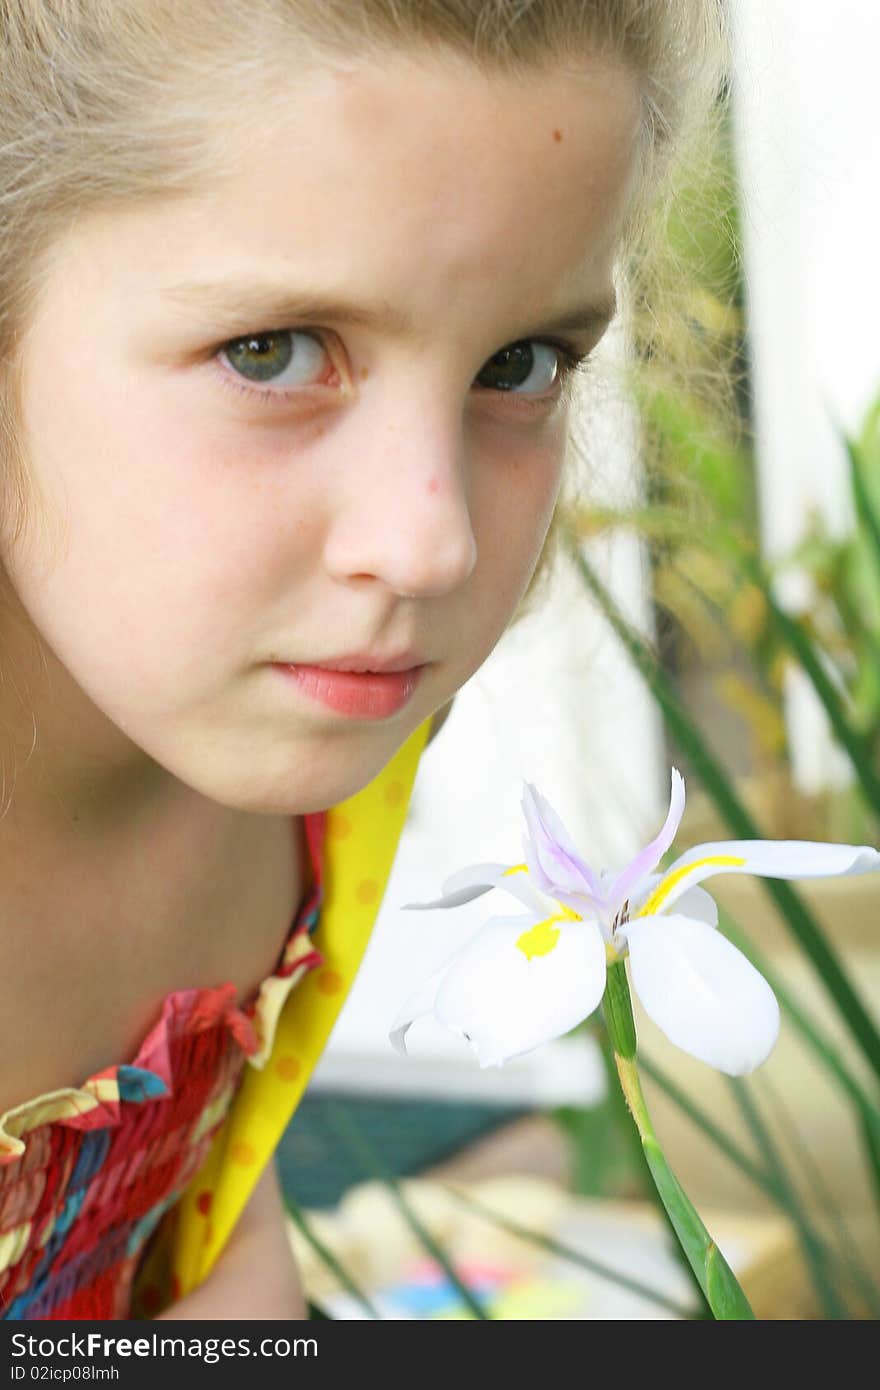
<box><xmin>294</xmin><ymin>651</ymin><xmax>427</xmax><ymax>674</ymax></box>
<box><xmin>271</xmin><ymin>660</ymin><xmax>427</xmax><ymax>719</ymax></box>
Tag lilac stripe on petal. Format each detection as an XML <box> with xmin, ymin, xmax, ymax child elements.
<box><xmin>605</xmin><ymin>769</ymin><xmax>686</xmax><ymax>916</ymax></box>
<box><xmin>521</xmin><ymin>783</ymin><xmax>603</xmax><ymax>901</ymax></box>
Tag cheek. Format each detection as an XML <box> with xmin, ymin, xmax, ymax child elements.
<box><xmin>53</xmin><ymin>342</ymin><xmax>306</xmax><ymax>575</ymax></box>
<box><xmin>12</xmin><ymin>372</ymin><xmax>316</xmax><ymax>684</ymax></box>
<box><xmin>470</xmin><ymin>419</ymin><xmax>567</xmax><ymax>601</ymax></box>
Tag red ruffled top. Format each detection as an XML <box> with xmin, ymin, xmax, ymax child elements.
<box><xmin>0</xmin><ymin>813</ymin><xmax>324</xmax><ymax>1320</ymax></box>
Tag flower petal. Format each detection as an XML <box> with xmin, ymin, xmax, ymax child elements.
<box><xmin>638</xmin><ymin>838</ymin><xmax>880</xmax><ymax>918</ymax></box>
<box><xmin>402</xmin><ymin>859</ymin><xmax>549</xmax><ymax>915</ymax></box>
<box><xmin>605</xmin><ymin>769</ymin><xmax>686</xmax><ymax>917</ymax></box>
<box><xmin>401</xmin><ymin>861</ymin><xmax>510</xmax><ymax>910</ymax></box>
<box><xmin>428</xmin><ymin>912</ymin><xmax>607</xmax><ymax>1067</ymax></box>
<box><xmin>626</xmin><ymin>914</ymin><xmax>780</xmax><ymax>1075</ymax></box>
<box><xmin>629</xmin><ymin>874</ymin><xmax>719</xmax><ymax>929</ymax></box>
<box><xmin>519</xmin><ymin>838</ymin><xmax>603</xmax><ymax>918</ymax></box>
<box><xmin>520</xmin><ymin>784</ymin><xmax>605</xmax><ymax>910</ymax></box>
<box><xmin>389</xmin><ymin>959</ymin><xmax>453</xmax><ymax>1055</ymax></box>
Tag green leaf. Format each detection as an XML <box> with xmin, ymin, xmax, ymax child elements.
<box><xmin>843</xmin><ymin>422</ymin><xmax>880</xmax><ymax>587</ymax></box>
<box><xmin>636</xmin><ymin>382</ymin><xmax>754</xmax><ymax>522</ymax></box>
<box><xmin>754</xmin><ymin>1072</ymin><xmax>880</xmax><ymax>1317</ymax></box>
<box><xmin>641</xmin><ymin>1134</ymin><xmax>754</xmax><ymax>1319</ymax></box>
<box><xmin>705</xmin><ymin>1242</ymin><xmax>751</xmax><ymax>1319</ymax></box>
<box><xmin>745</xmin><ymin>560</ymin><xmax>880</xmax><ymax>819</ymax></box>
<box><xmin>717</xmin><ymin>907</ymin><xmax>880</xmax><ymax>1203</ymax></box>
<box><xmin>322</xmin><ymin>1102</ymin><xmax>491</xmax><ymax>1320</ymax></box>
<box><xmin>552</xmin><ymin>1097</ymin><xmax>643</xmax><ymax>1199</ymax></box>
<box><xmin>284</xmin><ymin>1196</ymin><xmax>381</xmax><ymax>1319</ymax></box>
<box><xmin>306</xmin><ymin>1299</ymin><xmax>332</xmax><ymax>1319</ymax></box>
<box><xmin>726</xmin><ymin>1077</ymin><xmax>849</xmax><ymax>1318</ymax></box>
<box><xmin>859</xmin><ymin>1103</ymin><xmax>880</xmax><ymax>1215</ymax></box>
<box><xmin>717</xmin><ymin>908</ymin><xmax>879</xmax><ymax>1119</ymax></box>
<box><xmin>438</xmin><ymin>1182</ymin><xmax>697</xmax><ymax>1318</ymax></box>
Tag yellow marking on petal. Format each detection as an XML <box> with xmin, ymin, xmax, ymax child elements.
<box><xmin>605</xmin><ymin>939</ymin><xmax>621</xmax><ymax>965</ymax></box>
<box><xmin>516</xmin><ymin>915</ymin><xmax>564</xmax><ymax>960</ymax></box>
<box><xmin>503</xmin><ymin>864</ymin><xmax>582</xmax><ymax>921</ymax></box>
<box><xmin>636</xmin><ymin>855</ymin><xmax>746</xmax><ymax>917</ymax></box>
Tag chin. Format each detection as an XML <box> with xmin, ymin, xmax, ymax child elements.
<box><xmin>171</xmin><ymin>713</ymin><xmax>424</xmax><ymax>816</ymax></box>
<box><xmin>187</xmin><ymin>759</ymin><xmax>382</xmax><ymax>818</ymax></box>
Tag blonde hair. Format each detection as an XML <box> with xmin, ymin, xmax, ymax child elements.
<box><xmin>0</xmin><ymin>0</ymin><xmax>730</xmax><ymax>606</ymax></box>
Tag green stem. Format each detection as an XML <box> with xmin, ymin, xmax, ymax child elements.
<box><xmin>614</xmin><ymin>1048</ymin><xmax>754</xmax><ymax>1319</ymax></box>
<box><xmin>605</xmin><ymin>970</ymin><xmax>754</xmax><ymax>1320</ymax></box>
<box><xmin>603</xmin><ymin>959</ymin><xmax>637</xmax><ymax>1059</ymax></box>
<box><xmin>595</xmin><ymin>1025</ymin><xmax>712</xmax><ymax>1315</ymax></box>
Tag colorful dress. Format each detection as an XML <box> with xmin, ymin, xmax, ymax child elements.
<box><xmin>0</xmin><ymin>716</ymin><xmax>430</xmax><ymax>1320</ymax></box>
<box><xmin>0</xmin><ymin>815</ymin><xmax>325</xmax><ymax>1320</ymax></box>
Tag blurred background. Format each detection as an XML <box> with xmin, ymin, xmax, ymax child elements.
<box><xmin>279</xmin><ymin>0</ymin><xmax>880</xmax><ymax>1319</ymax></box>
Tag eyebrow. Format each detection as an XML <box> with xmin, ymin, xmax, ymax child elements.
<box><xmin>159</xmin><ymin>277</ymin><xmax>618</xmax><ymax>341</ymax></box>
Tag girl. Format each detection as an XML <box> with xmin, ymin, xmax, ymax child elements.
<box><xmin>0</xmin><ymin>1</ymin><xmax>726</xmax><ymax>1319</ymax></box>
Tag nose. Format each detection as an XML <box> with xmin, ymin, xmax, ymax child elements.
<box><xmin>322</xmin><ymin>400</ymin><xmax>478</xmax><ymax>598</ymax></box>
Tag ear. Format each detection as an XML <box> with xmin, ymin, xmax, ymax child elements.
<box><xmin>426</xmin><ymin>697</ymin><xmax>455</xmax><ymax>747</ymax></box>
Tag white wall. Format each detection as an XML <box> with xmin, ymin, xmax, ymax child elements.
<box><xmin>730</xmin><ymin>0</ymin><xmax>880</xmax><ymax>792</ymax></box>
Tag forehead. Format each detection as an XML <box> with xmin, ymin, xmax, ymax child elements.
<box><xmin>37</xmin><ymin>51</ymin><xmax>641</xmax><ymax>346</ymax></box>
<box><xmin>215</xmin><ymin>52</ymin><xmax>639</xmax><ymax>284</ymax></box>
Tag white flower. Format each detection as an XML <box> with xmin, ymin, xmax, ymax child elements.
<box><xmin>390</xmin><ymin>771</ymin><xmax>880</xmax><ymax>1075</ymax></box>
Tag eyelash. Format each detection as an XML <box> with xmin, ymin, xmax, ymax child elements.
<box><xmin>211</xmin><ymin>329</ymin><xmax>592</xmax><ymax>412</ymax></box>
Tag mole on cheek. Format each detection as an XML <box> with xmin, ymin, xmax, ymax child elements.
<box><xmin>552</xmin><ymin>128</ymin><xmax>563</xmax><ymax>143</ymax></box>
<box><xmin>359</xmin><ymin>366</ymin><xmax>369</xmax><ymax>380</ymax></box>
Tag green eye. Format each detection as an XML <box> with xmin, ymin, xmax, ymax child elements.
<box><xmin>223</xmin><ymin>331</ymin><xmax>294</xmax><ymax>382</ymax></box>
<box><xmin>221</xmin><ymin>330</ymin><xmax>327</xmax><ymax>387</ymax></box>
<box><xmin>214</xmin><ymin>327</ymin><xmax>587</xmax><ymax>408</ymax></box>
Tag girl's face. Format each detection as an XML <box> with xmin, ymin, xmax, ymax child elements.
<box><xmin>4</xmin><ymin>51</ymin><xmax>639</xmax><ymax>818</ymax></box>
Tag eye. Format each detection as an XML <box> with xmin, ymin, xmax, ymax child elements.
<box><xmin>475</xmin><ymin>340</ymin><xmax>567</xmax><ymax>395</ymax></box>
<box><xmin>212</xmin><ymin>327</ymin><xmax>590</xmax><ymax>408</ymax></box>
<box><xmin>217</xmin><ymin>329</ymin><xmax>335</xmax><ymax>395</ymax></box>
<box><xmin>473</xmin><ymin>338</ymin><xmax>593</xmax><ymax>412</ymax></box>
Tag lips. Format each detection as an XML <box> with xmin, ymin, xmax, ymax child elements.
<box><xmin>302</xmin><ymin>652</ymin><xmax>425</xmax><ymax>674</ymax></box>
<box><xmin>272</xmin><ymin>661</ymin><xmax>426</xmax><ymax>718</ymax></box>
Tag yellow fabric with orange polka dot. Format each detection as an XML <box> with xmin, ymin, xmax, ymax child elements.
<box><xmin>132</xmin><ymin>717</ymin><xmax>431</xmax><ymax>1310</ymax></box>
